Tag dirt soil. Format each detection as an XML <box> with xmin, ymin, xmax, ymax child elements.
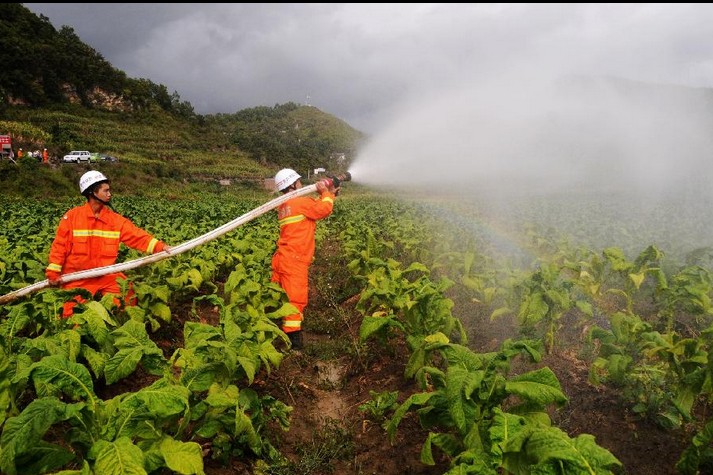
<box><xmin>159</xmin><ymin>239</ymin><xmax>698</xmax><ymax>475</ymax></box>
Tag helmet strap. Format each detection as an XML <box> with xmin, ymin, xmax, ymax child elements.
<box><xmin>87</xmin><ymin>184</ymin><xmax>112</xmax><ymax>207</ymax></box>
<box><xmin>92</xmin><ymin>192</ymin><xmax>111</xmax><ymax>207</ymax></box>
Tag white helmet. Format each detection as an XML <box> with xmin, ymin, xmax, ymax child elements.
<box><xmin>79</xmin><ymin>170</ymin><xmax>109</xmax><ymax>194</ymax></box>
<box><xmin>274</xmin><ymin>168</ymin><xmax>301</xmax><ymax>191</ymax></box>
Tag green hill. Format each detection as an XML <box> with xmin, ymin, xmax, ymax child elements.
<box><xmin>0</xmin><ymin>4</ymin><xmax>366</xmax><ymax>198</ymax></box>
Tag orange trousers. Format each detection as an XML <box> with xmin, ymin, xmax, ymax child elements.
<box><xmin>60</xmin><ymin>273</ymin><xmax>136</xmax><ymax>318</ymax></box>
<box><xmin>271</xmin><ymin>253</ymin><xmax>309</xmax><ymax>333</ymax></box>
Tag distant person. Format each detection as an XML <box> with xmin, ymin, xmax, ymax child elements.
<box><xmin>46</xmin><ymin>170</ymin><xmax>173</xmax><ymax>318</ymax></box>
<box><xmin>42</xmin><ymin>148</ymin><xmax>48</xmax><ymax>163</ymax></box>
<box><xmin>270</xmin><ymin>168</ymin><xmax>338</xmax><ymax>349</ymax></box>
<box><xmin>17</xmin><ymin>148</ymin><xmax>23</xmax><ymax>158</ymax></box>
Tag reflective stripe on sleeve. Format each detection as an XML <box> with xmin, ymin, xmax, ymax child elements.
<box><xmin>279</xmin><ymin>214</ymin><xmax>306</xmax><ymax>227</ymax></box>
<box><xmin>47</xmin><ymin>263</ymin><xmax>62</xmax><ymax>272</ymax></box>
<box><xmin>147</xmin><ymin>238</ymin><xmax>159</xmax><ymax>253</ymax></box>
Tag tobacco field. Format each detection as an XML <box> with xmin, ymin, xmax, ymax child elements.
<box><xmin>1</xmin><ymin>189</ymin><xmax>713</xmax><ymax>475</ymax></box>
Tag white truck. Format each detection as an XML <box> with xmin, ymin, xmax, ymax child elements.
<box><xmin>62</xmin><ymin>151</ymin><xmax>91</xmax><ymax>163</ymax></box>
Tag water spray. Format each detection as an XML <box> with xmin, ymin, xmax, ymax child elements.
<box><xmin>0</xmin><ymin>171</ymin><xmax>353</xmax><ymax>306</ymax></box>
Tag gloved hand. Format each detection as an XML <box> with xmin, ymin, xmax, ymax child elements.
<box><xmin>326</xmin><ymin>175</ymin><xmax>342</xmax><ymax>195</ymax></box>
<box><xmin>316</xmin><ymin>180</ymin><xmax>329</xmax><ymax>194</ymax></box>
<box><xmin>46</xmin><ymin>270</ymin><xmax>61</xmax><ymax>287</ymax></box>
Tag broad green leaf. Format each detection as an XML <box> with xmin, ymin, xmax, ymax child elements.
<box><xmin>0</xmin><ymin>303</ymin><xmax>32</xmax><ymax>341</ymax></box>
<box><xmin>181</xmin><ymin>363</ymin><xmax>222</xmax><ymax>391</ymax></box>
<box><xmin>205</xmin><ymin>384</ymin><xmax>240</xmax><ymax>408</ymax></box>
<box><xmin>676</xmin><ymin>418</ymin><xmax>713</xmax><ymax>474</ymax></box>
<box><xmin>236</xmin><ymin>356</ymin><xmax>257</xmax><ymax>384</ymax></box>
<box><xmin>420</xmin><ymin>432</ymin><xmax>461</xmax><ymax>465</ymax></box>
<box><xmin>80</xmin><ymin>344</ymin><xmax>107</xmax><ymax>379</ymax></box>
<box><xmin>0</xmin><ymin>397</ymin><xmax>63</xmax><ymax>474</ymax></box>
<box><xmin>79</xmin><ymin>301</ymin><xmax>114</xmax><ymax>344</ymax></box>
<box><xmin>149</xmin><ymin>302</ymin><xmax>172</xmax><ymax>322</ymax></box>
<box><xmin>56</xmin><ymin>330</ymin><xmax>82</xmax><ymax>362</ymax></box>
<box><xmin>385</xmin><ymin>392</ymin><xmax>436</xmax><ymax>443</ymax></box>
<box><xmin>183</xmin><ymin>323</ymin><xmax>221</xmax><ymax>349</ymax></box>
<box><xmin>603</xmin><ymin>247</ymin><xmax>631</xmax><ymax>272</ymax></box>
<box><xmin>105</xmin><ymin>321</ymin><xmax>166</xmax><ymax>384</ymax></box>
<box><xmin>28</xmin><ymin>355</ymin><xmax>96</xmax><ymax>405</ymax></box>
<box><xmin>445</xmin><ymin>366</ymin><xmax>478</xmax><ymax>435</ymax></box>
<box><xmin>629</xmin><ymin>272</ymin><xmax>645</xmax><ymax>289</ymax></box>
<box><xmin>256</xmin><ymin>341</ymin><xmax>284</xmax><ymax>370</ymax></box>
<box><xmin>505</xmin><ymin>367</ymin><xmax>567</xmax><ymax>407</ymax></box>
<box><xmin>159</xmin><ymin>437</ymin><xmax>205</xmax><ymax>475</ymax></box>
<box><xmin>105</xmin><ymin>348</ymin><xmax>143</xmax><ymax>385</ymax></box>
<box><xmin>121</xmin><ymin>378</ymin><xmax>190</xmax><ymax>419</ymax></box>
<box><xmin>442</xmin><ymin>343</ymin><xmax>486</xmax><ymax>372</ymax></box>
<box><xmin>519</xmin><ymin>293</ymin><xmax>548</xmax><ymax>325</ymax></box>
<box><xmin>13</xmin><ymin>440</ymin><xmax>75</xmax><ymax>474</ymax></box>
<box><xmin>88</xmin><ymin>437</ymin><xmax>147</xmax><ymax>475</ymax></box>
<box><xmin>490</xmin><ymin>307</ymin><xmax>512</xmax><ymax>321</ymax></box>
<box><xmin>112</xmin><ymin>320</ymin><xmax>159</xmax><ymax>352</ymax></box>
<box><xmin>39</xmin><ymin>459</ymin><xmax>92</xmax><ymax>475</ymax></box>
<box><xmin>575</xmin><ymin>300</ymin><xmax>593</xmax><ymax>317</ymax></box>
<box><xmin>359</xmin><ymin>315</ymin><xmax>395</xmax><ymax>341</ymax></box>
<box><xmin>526</xmin><ymin>427</ymin><xmax>622</xmax><ymax>474</ymax></box>
<box><xmin>234</xmin><ymin>410</ymin><xmax>260</xmax><ymax>451</ymax></box>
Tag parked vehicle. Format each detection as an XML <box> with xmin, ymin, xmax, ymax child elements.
<box><xmin>0</xmin><ymin>135</ymin><xmax>12</xmax><ymax>159</ymax></box>
<box><xmin>99</xmin><ymin>154</ymin><xmax>119</xmax><ymax>162</ymax></box>
<box><xmin>62</xmin><ymin>151</ymin><xmax>92</xmax><ymax>163</ymax></box>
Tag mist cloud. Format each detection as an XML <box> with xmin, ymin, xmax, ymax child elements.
<box><xmin>22</xmin><ymin>4</ymin><xmax>713</xmax><ymax>134</ymax></box>
<box><xmin>20</xmin><ymin>4</ymin><xmax>713</xmax><ymax>201</ymax></box>
<box><xmin>352</xmin><ymin>74</ymin><xmax>713</xmax><ymax>198</ymax></box>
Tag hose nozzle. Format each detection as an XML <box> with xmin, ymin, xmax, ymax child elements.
<box><xmin>325</xmin><ymin>172</ymin><xmax>352</xmax><ymax>188</ymax></box>
<box><xmin>319</xmin><ymin>172</ymin><xmax>352</xmax><ymax>190</ymax></box>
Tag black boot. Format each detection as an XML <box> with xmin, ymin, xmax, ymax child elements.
<box><xmin>288</xmin><ymin>331</ymin><xmax>303</xmax><ymax>350</ymax></box>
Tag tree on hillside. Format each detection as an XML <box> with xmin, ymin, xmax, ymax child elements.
<box><xmin>0</xmin><ymin>4</ymin><xmax>196</xmax><ymax>119</ymax></box>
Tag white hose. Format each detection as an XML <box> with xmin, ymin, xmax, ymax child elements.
<box><xmin>0</xmin><ymin>184</ymin><xmax>319</xmax><ymax>306</ymax></box>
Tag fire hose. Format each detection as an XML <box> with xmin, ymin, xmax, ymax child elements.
<box><xmin>0</xmin><ymin>173</ymin><xmax>351</xmax><ymax>306</ymax></box>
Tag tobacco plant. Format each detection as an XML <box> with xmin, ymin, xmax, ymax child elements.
<box><xmin>385</xmin><ymin>333</ymin><xmax>621</xmax><ymax>474</ymax></box>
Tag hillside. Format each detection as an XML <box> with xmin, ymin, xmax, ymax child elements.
<box><xmin>0</xmin><ymin>4</ymin><xmax>366</xmax><ymax>198</ymax></box>
<box><xmin>0</xmin><ymin>102</ymin><xmax>364</xmax><ymax>198</ymax></box>
<box><xmin>0</xmin><ymin>4</ymin><xmax>194</xmax><ymax>117</ymax></box>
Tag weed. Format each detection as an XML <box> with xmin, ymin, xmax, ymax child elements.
<box><xmin>267</xmin><ymin>418</ymin><xmax>354</xmax><ymax>475</ymax></box>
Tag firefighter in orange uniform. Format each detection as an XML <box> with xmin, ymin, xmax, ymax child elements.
<box><xmin>271</xmin><ymin>168</ymin><xmax>337</xmax><ymax>349</ymax></box>
<box><xmin>42</xmin><ymin>148</ymin><xmax>48</xmax><ymax>163</ymax></box>
<box><xmin>46</xmin><ymin>170</ymin><xmax>172</xmax><ymax>317</ymax></box>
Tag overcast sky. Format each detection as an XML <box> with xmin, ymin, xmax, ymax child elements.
<box><xmin>22</xmin><ymin>4</ymin><xmax>713</xmax><ymax>133</ymax></box>
<box><xmin>21</xmin><ymin>3</ymin><xmax>713</xmax><ymax>201</ymax></box>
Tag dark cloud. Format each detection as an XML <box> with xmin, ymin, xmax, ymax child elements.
<box><xmin>22</xmin><ymin>4</ymin><xmax>713</xmax><ymax>135</ymax></box>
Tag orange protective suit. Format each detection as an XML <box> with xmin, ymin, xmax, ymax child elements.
<box><xmin>271</xmin><ymin>190</ymin><xmax>335</xmax><ymax>333</ymax></box>
<box><xmin>46</xmin><ymin>202</ymin><xmax>166</xmax><ymax>317</ymax></box>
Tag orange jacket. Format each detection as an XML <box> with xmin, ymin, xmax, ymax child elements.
<box><xmin>46</xmin><ymin>202</ymin><xmax>166</xmax><ymax>280</ymax></box>
<box><xmin>274</xmin><ymin>190</ymin><xmax>335</xmax><ymax>263</ymax></box>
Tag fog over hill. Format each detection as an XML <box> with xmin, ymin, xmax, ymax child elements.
<box><xmin>352</xmin><ymin>76</ymin><xmax>713</xmax><ymax>196</ymax></box>
<box><xmin>349</xmin><ymin>75</ymin><xmax>713</xmax><ymax>262</ymax></box>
